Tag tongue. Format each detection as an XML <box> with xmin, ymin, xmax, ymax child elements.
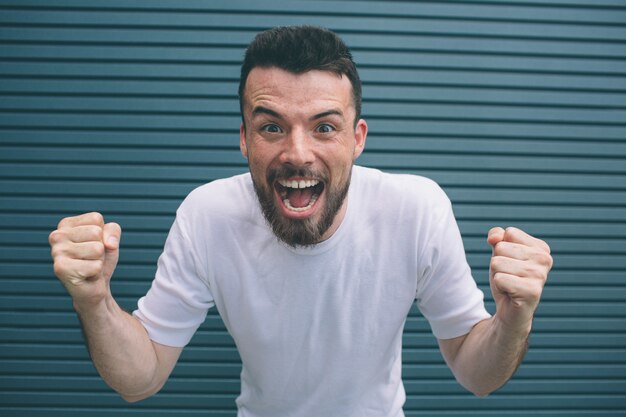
<box><xmin>287</xmin><ymin>188</ymin><xmax>314</xmax><ymax>208</ymax></box>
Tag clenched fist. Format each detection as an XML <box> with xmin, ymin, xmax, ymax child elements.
<box><xmin>49</xmin><ymin>212</ymin><xmax>122</xmax><ymax>307</ymax></box>
<box><xmin>488</xmin><ymin>227</ymin><xmax>553</xmax><ymax>332</ymax></box>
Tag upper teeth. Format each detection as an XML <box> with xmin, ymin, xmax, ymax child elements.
<box><xmin>278</xmin><ymin>179</ymin><xmax>319</xmax><ymax>189</ymax></box>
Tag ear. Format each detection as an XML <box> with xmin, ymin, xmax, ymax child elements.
<box><xmin>239</xmin><ymin>122</ymin><xmax>248</xmax><ymax>159</ymax></box>
<box><xmin>352</xmin><ymin>118</ymin><xmax>368</xmax><ymax>160</ymax></box>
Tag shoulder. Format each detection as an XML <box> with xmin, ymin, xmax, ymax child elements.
<box><xmin>352</xmin><ymin>165</ymin><xmax>450</xmax><ymax>209</ymax></box>
<box><xmin>177</xmin><ymin>172</ymin><xmax>258</xmax><ymax>223</ymax></box>
<box><xmin>183</xmin><ymin>171</ymin><xmax>252</xmax><ymax>203</ymax></box>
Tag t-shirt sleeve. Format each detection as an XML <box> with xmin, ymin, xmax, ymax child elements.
<box><xmin>133</xmin><ymin>214</ymin><xmax>214</xmax><ymax>347</ymax></box>
<box><xmin>415</xmin><ymin>195</ymin><xmax>491</xmax><ymax>340</ymax></box>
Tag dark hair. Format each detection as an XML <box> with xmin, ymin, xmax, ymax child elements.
<box><xmin>238</xmin><ymin>25</ymin><xmax>362</xmax><ymax>125</ymax></box>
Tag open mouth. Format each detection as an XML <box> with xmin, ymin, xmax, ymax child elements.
<box><xmin>275</xmin><ymin>178</ymin><xmax>325</xmax><ymax>213</ymax></box>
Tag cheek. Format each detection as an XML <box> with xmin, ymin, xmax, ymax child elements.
<box><xmin>328</xmin><ymin>152</ymin><xmax>355</xmax><ymax>179</ymax></box>
<box><xmin>247</xmin><ymin>152</ymin><xmax>274</xmax><ymax>186</ymax></box>
<box><xmin>247</xmin><ymin>140</ymin><xmax>275</xmax><ymax>165</ymax></box>
<box><xmin>248</xmin><ymin>157</ymin><xmax>265</xmax><ymax>178</ymax></box>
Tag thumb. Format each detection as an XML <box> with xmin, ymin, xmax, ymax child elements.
<box><xmin>103</xmin><ymin>222</ymin><xmax>121</xmax><ymax>252</ymax></box>
<box><xmin>102</xmin><ymin>222</ymin><xmax>121</xmax><ymax>280</ymax></box>
<box><xmin>487</xmin><ymin>226</ymin><xmax>505</xmax><ymax>249</ymax></box>
<box><xmin>488</xmin><ymin>227</ymin><xmax>505</xmax><ymax>283</ymax></box>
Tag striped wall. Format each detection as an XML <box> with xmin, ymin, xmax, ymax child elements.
<box><xmin>1</xmin><ymin>1</ymin><xmax>625</xmax><ymax>416</ymax></box>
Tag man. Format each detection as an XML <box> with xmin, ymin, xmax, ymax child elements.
<box><xmin>48</xmin><ymin>26</ymin><xmax>553</xmax><ymax>417</ymax></box>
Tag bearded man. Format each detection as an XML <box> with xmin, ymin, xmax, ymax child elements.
<box><xmin>49</xmin><ymin>26</ymin><xmax>552</xmax><ymax>417</ymax></box>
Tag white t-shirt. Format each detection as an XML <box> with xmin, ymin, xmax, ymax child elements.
<box><xmin>134</xmin><ymin>165</ymin><xmax>490</xmax><ymax>417</ymax></box>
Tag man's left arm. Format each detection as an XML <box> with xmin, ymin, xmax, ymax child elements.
<box><xmin>438</xmin><ymin>227</ymin><xmax>553</xmax><ymax>397</ymax></box>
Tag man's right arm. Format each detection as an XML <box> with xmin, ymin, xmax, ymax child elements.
<box><xmin>49</xmin><ymin>212</ymin><xmax>182</xmax><ymax>402</ymax></box>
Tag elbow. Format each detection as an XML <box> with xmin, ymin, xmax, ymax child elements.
<box><xmin>119</xmin><ymin>390</ymin><xmax>155</xmax><ymax>403</ymax></box>
<box><xmin>469</xmin><ymin>387</ymin><xmax>494</xmax><ymax>398</ymax></box>
<box><xmin>112</xmin><ymin>365</ymin><xmax>168</xmax><ymax>403</ymax></box>
<box><xmin>452</xmin><ymin>372</ymin><xmax>499</xmax><ymax>398</ymax></box>
<box><xmin>117</xmin><ymin>382</ymin><xmax>164</xmax><ymax>403</ymax></box>
<box><xmin>461</xmin><ymin>379</ymin><xmax>502</xmax><ymax>398</ymax></box>
<box><xmin>121</xmin><ymin>394</ymin><xmax>145</xmax><ymax>403</ymax></box>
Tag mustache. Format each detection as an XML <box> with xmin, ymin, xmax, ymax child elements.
<box><xmin>267</xmin><ymin>165</ymin><xmax>327</xmax><ymax>184</ymax></box>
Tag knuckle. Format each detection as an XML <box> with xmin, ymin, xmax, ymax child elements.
<box><xmin>92</xmin><ymin>259</ymin><xmax>105</xmax><ymax>275</ymax></box>
<box><xmin>504</xmin><ymin>227</ymin><xmax>519</xmax><ymax>240</ymax></box>
<box><xmin>534</xmin><ymin>250</ymin><xmax>553</xmax><ymax>269</ymax></box>
<box><xmin>52</xmin><ymin>259</ymin><xmax>63</xmax><ymax>277</ymax></box>
<box><xmin>52</xmin><ymin>257</ymin><xmax>71</xmax><ymax>278</ymax></box>
<box><xmin>50</xmin><ymin>243</ymin><xmax>64</xmax><ymax>260</ymax></box>
<box><xmin>48</xmin><ymin>230</ymin><xmax>62</xmax><ymax>245</ymax></box>
<box><xmin>50</xmin><ymin>228</ymin><xmax>73</xmax><ymax>246</ymax></box>
<box><xmin>530</xmin><ymin>246</ymin><xmax>542</xmax><ymax>255</ymax></box>
<box><xmin>57</xmin><ymin>216</ymin><xmax>70</xmax><ymax>229</ymax></box>
<box><xmin>526</xmin><ymin>263</ymin><xmax>540</xmax><ymax>277</ymax></box>
<box><xmin>78</xmin><ymin>241</ymin><xmax>104</xmax><ymax>260</ymax></box>
<box><xmin>58</xmin><ymin>212</ymin><xmax>105</xmax><ymax>230</ymax></box>
<box><xmin>490</xmin><ymin>256</ymin><xmax>502</xmax><ymax>271</ymax></box>
<box><xmin>492</xmin><ymin>271</ymin><xmax>506</xmax><ymax>283</ymax></box>
<box><xmin>92</xmin><ymin>241</ymin><xmax>105</xmax><ymax>258</ymax></box>
<box><xmin>528</xmin><ymin>263</ymin><xmax>549</xmax><ymax>282</ymax></box>
<box><xmin>87</xmin><ymin>212</ymin><xmax>105</xmax><ymax>225</ymax></box>
<box><xmin>85</xmin><ymin>225</ymin><xmax>104</xmax><ymax>241</ymax></box>
<box><xmin>494</xmin><ymin>240</ymin><xmax>514</xmax><ymax>255</ymax></box>
<box><xmin>528</xmin><ymin>284</ymin><xmax>543</xmax><ymax>301</ymax></box>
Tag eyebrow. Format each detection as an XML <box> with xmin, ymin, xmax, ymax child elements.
<box><xmin>251</xmin><ymin>106</ymin><xmax>344</xmax><ymax>122</ymax></box>
<box><xmin>310</xmin><ymin>109</ymin><xmax>344</xmax><ymax>121</ymax></box>
<box><xmin>251</xmin><ymin>106</ymin><xmax>283</xmax><ymax>120</ymax></box>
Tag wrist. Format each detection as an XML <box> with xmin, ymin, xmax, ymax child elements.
<box><xmin>492</xmin><ymin>313</ymin><xmax>533</xmax><ymax>342</ymax></box>
<box><xmin>73</xmin><ymin>291</ymin><xmax>118</xmax><ymax>320</ymax></box>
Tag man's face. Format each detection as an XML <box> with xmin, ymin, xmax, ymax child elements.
<box><xmin>240</xmin><ymin>67</ymin><xmax>368</xmax><ymax>247</ymax></box>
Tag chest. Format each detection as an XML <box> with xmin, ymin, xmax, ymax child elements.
<box><xmin>210</xmin><ymin>235</ymin><xmax>418</xmax><ymax>356</ymax></box>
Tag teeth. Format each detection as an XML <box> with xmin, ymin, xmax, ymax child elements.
<box><xmin>283</xmin><ymin>194</ymin><xmax>319</xmax><ymax>212</ymax></box>
<box><xmin>279</xmin><ymin>179</ymin><xmax>319</xmax><ymax>189</ymax></box>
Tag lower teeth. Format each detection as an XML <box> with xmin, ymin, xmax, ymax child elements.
<box><xmin>283</xmin><ymin>195</ymin><xmax>318</xmax><ymax>212</ymax></box>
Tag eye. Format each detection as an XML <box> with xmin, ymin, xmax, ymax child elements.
<box><xmin>316</xmin><ymin>123</ymin><xmax>335</xmax><ymax>134</ymax></box>
<box><xmin>261</xmin><ymin>124</ymin><xmax>282</xmax><ymax>134</ymax></box>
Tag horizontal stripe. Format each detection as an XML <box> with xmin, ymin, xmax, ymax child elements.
<box><xmin>1</xmin><ymin>2</ymin><xmax>624</xmax><ymax>416</ymax></box>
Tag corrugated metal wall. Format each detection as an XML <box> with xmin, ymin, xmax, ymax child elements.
<box><xmin>1</xmin><ymin>1</ymin><xmax>625</xmax><ymax>416</ymax></box>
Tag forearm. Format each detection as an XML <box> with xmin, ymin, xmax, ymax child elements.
<box><xmin>441</xmin><ymin>316</ymin><xmax>531</xmax><ymax>397</ymax></box>
<box><xmin>50</xmin><ymin>213</ymin><xmax>177</xmax><ymax>401</ymax></box>
<box><xmin>75</xmin><ymin>295</ymin><xmax>161</xmax><ymax>401</ymax></box>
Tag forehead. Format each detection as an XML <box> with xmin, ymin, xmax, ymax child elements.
<box><xmin>243</xmin><ymin>67</ymin><xmax>354</xmax><ymax>118</ymax></box>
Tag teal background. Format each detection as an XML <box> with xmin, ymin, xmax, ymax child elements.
<box><xmin>1</xmin><ymin>1</ymin><xmax>625</xmax><ymax>416</ymax></box>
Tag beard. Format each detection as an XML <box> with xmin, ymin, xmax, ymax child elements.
<box><xmin>250</xmin><ymin>164</ymin><xmax>352</xmax><ymax>247</ymax></box>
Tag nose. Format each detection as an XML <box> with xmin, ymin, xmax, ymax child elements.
<box><xmin>279</xmin><ymin>128</ymin><xmax>314</xmax><ymax>167</ymax></box>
